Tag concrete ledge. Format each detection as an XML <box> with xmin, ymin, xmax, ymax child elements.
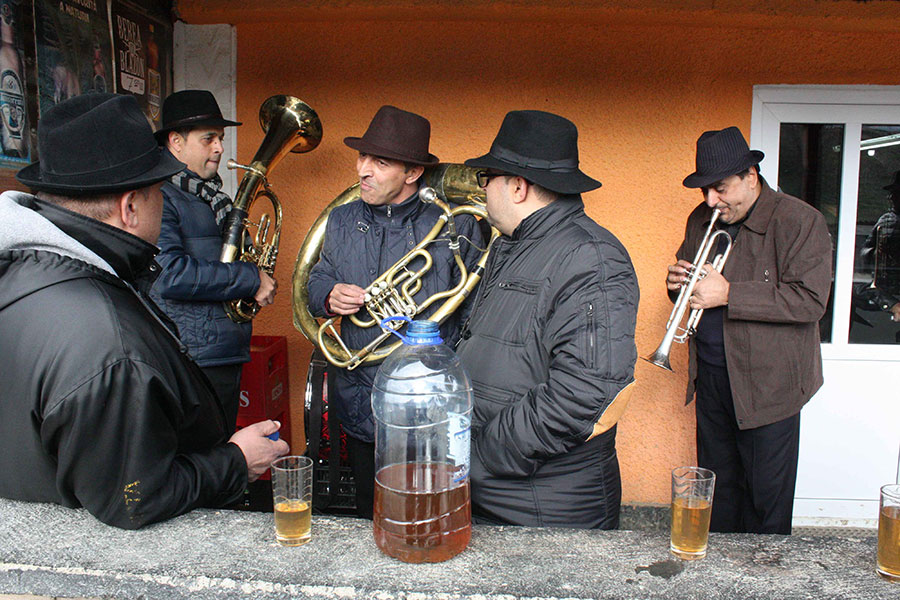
<box><xmin>0</xmin><ymin>498</ymin><xmax>895</xmax><ymax>599</ymax></box>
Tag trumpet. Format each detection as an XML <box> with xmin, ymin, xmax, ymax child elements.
<box><xmin>644</xmin><ymin>208</ymin><xmax>733</xmax><ymax>372</ymax></box>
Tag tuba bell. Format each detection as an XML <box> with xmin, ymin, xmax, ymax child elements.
<box><xmin>292</xmin><ymin>164</ymin><xmax>498</xmax><ymax>370</ymax></box>
<box><xmin>220</xmin><ymin>95</ymin><xmax>322</xmax><ymax>323</ymax></box>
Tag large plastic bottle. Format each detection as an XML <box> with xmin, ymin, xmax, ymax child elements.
<box><xmin>371</xmin><ymin>319</ymin><xmax>473</xmax><ymax>563</ymax></box>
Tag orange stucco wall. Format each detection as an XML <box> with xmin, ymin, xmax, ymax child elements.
<box><xmin>180</xmin><ymin>0</ymin><xmax>900</xmax><ymax>506</ymax></box>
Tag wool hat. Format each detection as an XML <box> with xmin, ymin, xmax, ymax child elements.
<box><xmin>464</xmin><ymin>110</ymin><xmax>601</xmax><ymax>195</ymax></box>
<box><xmin>154</xmin><ymin>89</ymin><xmax>241</xmax><ymax>144</ymax></box>
<box><xmin>17</xmin><ymin>93</ymin><xmax>185</xmax><ymax>195</ymax></box>
<box><xmin>343</xmin><ymin>105</ymin><xmax>439</xmax><ymax>166</ymax></box>
<box><xmin>883</xmin><ymin>170</ymin><xmax>900</xmax><ymax>192</ymax></box>
<box><xmin>683</xmin><ymin>126</ymin><xmax>764</xmax><ymax>188</ymax></box>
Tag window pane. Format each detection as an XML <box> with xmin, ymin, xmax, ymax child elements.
<box><xmin>778</xmin><ymin>123</ymin><xmax>842</xmax><ymax>342</ymax></box>
<box><xmin>849</xmin><ymin>124</ymin><xmax>900</xmax><ymax>345</ymax></box>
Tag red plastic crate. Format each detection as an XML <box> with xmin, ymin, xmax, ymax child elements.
<box><xmin>238</xmin><ymin>336</ymin><xmax>289</xmax><ymax>420</ymax></box>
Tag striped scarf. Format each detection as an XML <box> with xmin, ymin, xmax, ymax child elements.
<box><xmin>170</xmin><ymin>169</ymin><xmax>233</xmax><ymax>229</ymax></box>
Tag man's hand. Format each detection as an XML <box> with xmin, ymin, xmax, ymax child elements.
<box><xmin>254</xmin><ymin>271</ymin><xmax>277</xmax><ymax>306</ymax></box>
<box><xmin>890</xmin><ymin>302</ymin><xmax>900</xmax><ymax>322</ymax></box>
<box><xmin>328</xmin><ymin>283</ymin><xmax>366</xmax><ymax>315</ymax></box>
<box><xmin>229</xmin><ymin>420</ymin><xmax>290</xmax><ymax>482</ymax></box>
<box><xmin>666</xmin><ymin>259</ymin><xmax>694</xmax><ymax>292</ymax></box>
<box><xmin>690</xmin><ymin>267</ymin><xmax>730</xmax><ymax>310</ymax></box>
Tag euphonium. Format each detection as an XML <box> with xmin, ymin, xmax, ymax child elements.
<box><xmin>220</xmin><ymin>95</ymin><xmax>322</xmax><ymax>323</ymax></box>
<box><xmin>644</xmin><ymin>208</ymin><xmax>733</xmax><ymax>372</ymax></box>
<box><xmin>292</xmin><ymin>164</ymin><xmax>499</xmax><ymax>370</ymax></box>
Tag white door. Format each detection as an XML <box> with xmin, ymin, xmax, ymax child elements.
<box><xmin>752</xmin><ymin>85</ymin><xmax>900</xmax><ymax>527</ymax></box>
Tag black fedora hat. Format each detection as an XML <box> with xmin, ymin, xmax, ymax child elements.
<box><xmin>683</xmin><ymin>126</ymin><xmax>764</xmax><ymax>189</ymax></box>
<box><xmin>154</xmin><ymin>89</ymin><xmax>241</xmax><ymax>143</ymax></box>
<box><xmin>344</xmin><ymin>105</ymin><xmax>439</xmax><ymax>166</ymax></box>
<box><xmin>883</xmin><ymin>170</ymin><xmax>900</xmax><ymax>192</ymax></box>
<box><xmin>17</xmin><ymin>94</ymin><xmax>185</xmax><ymax>195</ymax></box>
<box><xmin>464</xmin><ymin>110</ymin><xmax>601</xmax><ymax>195</ymax></box>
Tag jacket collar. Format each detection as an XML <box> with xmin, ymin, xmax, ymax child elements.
<box><xmin>509</xmin><ymin>194</ymin><xmax>583</xmax><ymax>241</ymax></box>
<box><xmin>363</xmin><ymin>189</ymin><xmax>423</xmax><ymax>223</ymax></box>
<box><xmin>741</xmin><ymin>177</ymin><xmax>778</xmax><ymax>235</ymax></box>
<box><xmin>31</xmin><ymin>198</ymin><xmax>160</xmax><ymax>284</ymax></box>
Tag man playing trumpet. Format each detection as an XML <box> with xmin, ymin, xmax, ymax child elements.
<box><xmin>665</xmin><ymin>127</ymin><xmax>832</xmax><ymax>534</ymax></box>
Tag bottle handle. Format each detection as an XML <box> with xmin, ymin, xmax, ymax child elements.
<box><xmin>380</xmin><ymin>315</ymin><xmax>413</xmax><ymax>345</ymax></box>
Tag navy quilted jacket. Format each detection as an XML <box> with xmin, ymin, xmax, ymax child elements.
<box><xmin>307</xmin><ymin>190</ymin><xmax>484</xmax><ymax>442</ymax></box>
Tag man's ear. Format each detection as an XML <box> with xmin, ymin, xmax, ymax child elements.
<box><xmin>166</xmin><ymin>130</ymin><xmax>183</xmax><ymax>154</ymax></box>
<box><xmin>117</xmin><ymin>189</ymin><xmax>140</xmax><ymax>232</ymax></box>
<box><xmin>405</xmin><ymin>165</ymin><xmax>425</xmax><ymax>185</ymax></box>
<box><xmin>510</xmin><ymin>176</ymin><xmax>530</xmax><ymax>204</ymax></box>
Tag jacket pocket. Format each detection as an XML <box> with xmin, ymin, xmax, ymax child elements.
<box><xmin>477</xmin><ymin>278</ymin><xmax>540</xmax><ymax>346</ymax></box>
<box><xmin>583</xmin><ymin>299</ymin><xmax>597</xmax><ymax>369</ymax></box>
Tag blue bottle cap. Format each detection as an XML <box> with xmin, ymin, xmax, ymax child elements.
<box><xmin>406</xmin><ymin>320</ymin><xmax>442</xmax><ymax>345</ymax></box>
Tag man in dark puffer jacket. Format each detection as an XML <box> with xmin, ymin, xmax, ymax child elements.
<box><xmin>151</xmin><ymin>90</ymin><xmax>278</xmax><ymax>433</ymax></box>
<box><xmin>0</xmin><ymin>94</ymin><xmax>287</xmax><ymax>529</ymax></box>
<box><xmin>458</xmin><ymin>110</ymin><xmax>639</xmax><ymax>529</ymax></box>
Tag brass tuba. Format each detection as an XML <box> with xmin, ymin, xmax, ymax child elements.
<box><xmin>292</xmin><ymin>164</ymin><xmax>498</xmax><ymax>370</ymax></box>
<box><xmin>220</xmin><ymin>95</ymin><xmax>322</xmax><ymax>322</ymax></box>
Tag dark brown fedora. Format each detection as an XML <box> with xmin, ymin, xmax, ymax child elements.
<box><xmin>154</xmin><ymin>89</ymin><xmax>241</xmax><ymax>144</ymax></box>
<box><xmin>343</xmin><ymin>105</ymin><xmax>439</xmax><ymax>166</ymax></box>
<box><xmin>683</xmin><ymin>126</ymin><xmax>764</xmax><ymax>189</ymax></box>
<box><xmin>17</xmin><ymin>94</ymin><xmax>184</xmax><ymax>195</ymax></box>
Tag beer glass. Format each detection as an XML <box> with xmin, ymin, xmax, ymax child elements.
<box><xmin>877</xmin><ymin>483</ymin><xmax>900</xmax><ymax>581</ymax></box>
<box><xmin>670</xmin><ymin>466</ymin><xmax>716</xmax><ymax>560</ymax></box>
<box><xmin>271</xmin><ymin>455</ymin><xmax>313</xmax><ymax>546</ymax></box>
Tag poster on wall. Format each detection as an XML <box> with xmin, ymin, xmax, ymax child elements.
<box><xmin>0</xmin><ymin>0</ymin><xmax>31</xmax><ymax>166</ymax></box>
<box><xmin>34</xmin><ymin>0</ymin><xmax>113</xmax><ymax>117</ymax></box>
<box><xmin>110</xmin><ymin>1</ymin><xmax>170</xmax><ymax>130</ymax></box>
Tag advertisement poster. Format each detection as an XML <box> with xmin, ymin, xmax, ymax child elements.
<box><xmin>0</xmin><ymin>0</ymin><xmax>31</xmax><ymax>166</ymax></box>
<box><xmin>34</xmin><ymin>0</ymin><xmax>113</xmax><ymax>117</ymax></box>
<box><xmin>110</xmin><ymin>1</ymin><xmax>170</xmax><ymax>129</ymax></box>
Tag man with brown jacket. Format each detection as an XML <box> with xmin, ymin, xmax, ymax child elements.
<box><xmin>665</xmin><ymin>127</ymin><xmax>832</xmax><ymax>534</ymax></box>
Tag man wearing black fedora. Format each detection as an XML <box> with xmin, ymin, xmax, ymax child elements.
<box><xmin>854</xmin><ymin>169</ymin><xmax>900</xmax><ymax>326</ymax></box>
<box><xmin>150</xmin><ymin>89</ymin><xmax>277</xmax><ymax>433</ymax></box>
<box><xmin>456</xmin><ymin>110</ymin><xmax>639</xmax><ymax>529</ymax></box>
<box><xmin>306</xmin><ymin>105</ymin><xmax>483</xmax><ymax>518</ymax></box>
<box><xmin>0</xmin><ymin>94</ymin><xmax>288</xmax><ymax>529</ymax></box>
<box><xmin>665</xmin><ymin>126</ymin><xmax>832</xmax><ymax>534</ymax></box>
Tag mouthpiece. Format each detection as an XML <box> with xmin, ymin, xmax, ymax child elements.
<box><xmin>420</xmin><ymin>187</ymin><xmax>438</xmax><ymax>203</ymax></box>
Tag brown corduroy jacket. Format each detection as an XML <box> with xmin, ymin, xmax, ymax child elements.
<box><xmin>676</xmin><ymin>179</ymin><xmax>833</xmax><ymax>430</ymax></box>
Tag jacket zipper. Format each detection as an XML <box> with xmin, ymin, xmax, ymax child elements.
<box><xmin>586</xmin><ymin>301</ymin><xmax>596</xmax><ymax>369</ymax></box>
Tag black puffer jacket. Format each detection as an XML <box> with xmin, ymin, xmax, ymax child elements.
<box><xmin>0</xmin><ymin>192</ymin><xmax>247</xmax><ymax>529</ymax></box>
<box><xmin>456</xmin><ymin>196</ymin><xmax>638</xmax><ymax>529</ymax></box>
<box><xmin>307</xmin><ymin>190</ymin><xmax>483</xmax><ymax>442</ymax></box>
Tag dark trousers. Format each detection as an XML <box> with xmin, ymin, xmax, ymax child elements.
<box><xmin>201</xmin><ymin>364</ymin><xmax>244</xmax><ymax>435</ymax></box>
<box><xmin>695</xmin><ymin>362</ymin><xmax>801</xmax><ymax>535</ymax></box>
<box><xmin>345</xmin><ymin>435</ymin><xmax>375</xmax><ymax>519</ymax></box>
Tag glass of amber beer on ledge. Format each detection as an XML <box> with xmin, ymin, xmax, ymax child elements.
<box><xmin>271</xmin><ymin>456</ymin><xmax>313</xmax><ymax>546</ymax></box>
<box><xmin>877</xmin><ymin>484</ymin><xmax>900</xmax><ymax>581</ymax></box>
<box><xmin>670</xmin><ymin>466</ymin><xmax>716</xmax><ymax>560</ymax></box>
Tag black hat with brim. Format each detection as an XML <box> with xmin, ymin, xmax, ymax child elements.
<box><xmin>154</xmin><ymin>89</ymin><xmax>241</xmax><ymax>144</ymax></box>
<box><xmin>17</xmin><ymin>93</ymin><xmax>186</xmax><ymax>195</ymax></box>
<box><xmin>883</xmin><ymin>170</ymin><xmax>900</xmax><ymax>192</ymax></box>
<box><xmin>683</xmin><ymin>126</ymin><xmax>764</xmax><ymax>189</ymax></box>
<box><xmin>464</xmin><ymin>110</ymin><xmax>601</xmax><ymax>195</ymax></box>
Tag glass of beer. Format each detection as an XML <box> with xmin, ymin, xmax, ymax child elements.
<box><xmin>271</xmin><ymin>455</ymin><xmax>313</xmax><ymax>546</ymax></box>
<box><xmin>670</xmin><ymin>466</ymin><xmax>716</xmax><ymax>560</ymax></box>
<box><xmin>877</xmin><ymin>483</ymin><xmax>900</xmax><ymax>581</ymax></box>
